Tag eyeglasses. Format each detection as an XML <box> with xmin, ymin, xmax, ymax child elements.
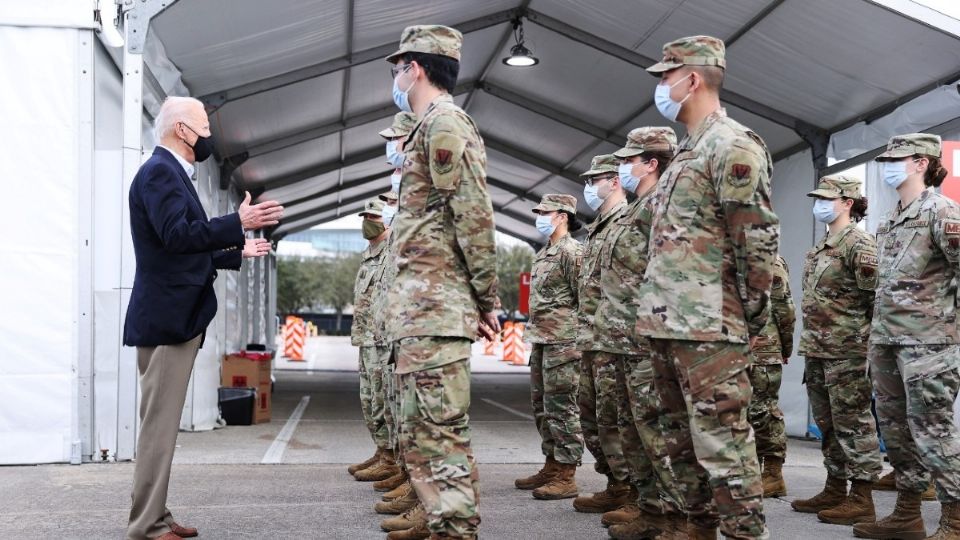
<box><xmin>390</xmin><ymin>64</ymin><xmax>412</xmax><ymax>80</ymax></box>
<box><xmin>585</xmin><ymin>174</ymin><xmax>616</xmax><ymax>186</ymax></box>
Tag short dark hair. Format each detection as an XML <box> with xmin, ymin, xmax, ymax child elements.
<box><xmin>561</xmin><ymin>211</ymin><xmax>582</xmax><ymax>232</ymax></box>
<box><xmin>638</xmin><ymin>151</ymin><xmax>673</xmax><ymax>176</ymax></box>
<box><xmin>690</xmin><ymin>65</ymin><xmax>724</xmax><ymax>92</ymax></box>
<box><xmin>398</xmin><ymin>52</ymin><xmax>459</xmax><ymax>93</ymax></box>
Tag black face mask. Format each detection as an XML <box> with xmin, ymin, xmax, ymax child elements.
<box><xmin>181</xmin><ymin>122</ymin><xmax>215</xmax><ymax>162</ymax></box>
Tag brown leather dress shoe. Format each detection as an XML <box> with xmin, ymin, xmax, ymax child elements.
<box><xmin>169</xmin><ymin>522</ymin><xmax>198</xmax><ymax>538</ymax></box>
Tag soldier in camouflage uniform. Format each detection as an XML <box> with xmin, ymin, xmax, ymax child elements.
<box><xmin>853</xmin><ymin>134</ymin><xmax>960</xmax><ymax>540</ymax></box>
<box><xmin>597</xmin><ymin>127</ymin><xmax>687</xmax><ymax>540</ymax></box>
<box><xmin>635</xmin><ymin>36</ymin><xmax>778</xmax><ymax>539</ymax></box>
<box><xmin>573</xmin><ymin>154</ymin><xmax>634</xmax><ymax>516</ymax></box>
<box><xmin>791</xmin><ymin>175</ymin><xmax>882</xmax><ymax>526</ymax></box>
<box><xmin>514</xmin><ymin>194</ymin><xmax>585</xmax><ymax>501</ymax></box>
<box><xmin>349</xmin><ymin>198</ymin><xmax>400</xmax><ymax>484</ymax></box>
<box><xmin>748</xmin><ymin>255</ymin><xmax>794</xmax><ymax>499</ymax></box>
<box><xmin>384</xmin><ymin>25</ymin><xmax>500</xmax><ymax>540</ymax></box>
<box><xmin>381</xmin><ymin>111</ymin><xmax>419</xmax><ymax>205</ymax></box>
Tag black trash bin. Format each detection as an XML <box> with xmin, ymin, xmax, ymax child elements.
<box><xmin>219</xmin><ymin>387</ymin><xmax>256</xmax><ymax>426</ymax></box>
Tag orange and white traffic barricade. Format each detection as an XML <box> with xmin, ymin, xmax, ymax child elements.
<box><xmin>505</xmin><ymin>322</ymin><xmax>527</xmax><ymax>365</ymax></box>
<box><xmin>500</xmin><ymin>321</ymin><xmax>515</xmax><ymax>362</ymax></box>
<box><xmin>283</xmin><ymin>316</ymin><xmax>305</xmax><ymax>361</ymax></box>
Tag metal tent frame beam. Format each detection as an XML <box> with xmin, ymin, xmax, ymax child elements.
<box><xmin>198</xmin><ymin>8</ymin><xmax>522</xmax><ymax>110</ymax></box>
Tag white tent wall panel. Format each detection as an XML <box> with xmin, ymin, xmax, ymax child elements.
<box><xmin>0</xmin><ymin>26</ymin><xmax>84</xmax><ymax>464</ymax></box>
<box><xmin>771</xmin><ymin>149</ymin><xmax>818</xmax><ymax>437</ymax></box>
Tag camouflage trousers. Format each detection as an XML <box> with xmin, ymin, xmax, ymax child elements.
<box><xmin>383</xmin><ymin>358</ymin><xmax>397</xmax><ymax>453</ymax></box>
<box><xmin>613</xmin><ymin>353</ymin><xmax>684</xmax><ymax>515</ymax></box>
<box><xmin>578</xmin><ymin>351</ymin><xmax>629</xmax><ymax>481</ymax></box>
<box><xmin>397</xmin><ymin>338</ymin><xmax>480</xmax><ymax>537</ymax></box>
<box><xmin>529</xmin><ymin>342</ymin><xmax>584</xmax><ymax>465</ymax></box>
<box><xmin>649</xmin><ymin>339</ymin><xmax>768</xmax><ymax>540</ymax></box>
<box><xmin>747</xmin><ymin>364</ymin><xmax>786</xmax><ymax>460</ymax></box>
<box><xmin>870</xmin><ymin>344</ymin><xmax>960</xmax><ymax>501</ymax></box>
<box><xmin>358</xmin><ymin>345</ymin><xmax>391</xmax><ymax>449</ymax></box>
<box><xmin>804</xmin><ymin>357</ymin><xmax>882</xmax><ymax>482</ymax></box>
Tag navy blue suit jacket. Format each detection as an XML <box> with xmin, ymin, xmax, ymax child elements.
<box><xmin>123</xmin><ymin>147</ymin><xmax>245</xmax><ymax>347</ymax></box>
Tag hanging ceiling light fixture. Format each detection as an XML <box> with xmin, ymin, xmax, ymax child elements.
<box><xmin>502</xmin><ymin>18</ymin><xmax>539</xmax><ymax>67</ymax></box>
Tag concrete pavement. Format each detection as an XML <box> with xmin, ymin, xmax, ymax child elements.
<box><xmin>0</xmin><ymin>369</ymin><xmax>948</xmax><ymax>539</ymax></box>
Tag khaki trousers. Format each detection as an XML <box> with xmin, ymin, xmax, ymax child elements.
<box><xmin>126</xmin><ymin>334</ymin><xmax>202</xmax><ymax>540</ymax></box>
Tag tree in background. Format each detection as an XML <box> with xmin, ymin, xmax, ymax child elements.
<box><xmin>496</xmin><ymin>243</ymin><xmax>535</xmax><ymax>320</ymax></box>
<box><xmin>317</xmin><ymin>252</ymin><xmax>362</xmax><ymax>332</ymax></box>
<box><xmin>277</xmin><ymin>257</ymin><xmax>321</xmax><ymax>314</ymax></box>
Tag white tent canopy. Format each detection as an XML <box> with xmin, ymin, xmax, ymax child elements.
<box><xmin>137</xmin><ymin>0</ymin><xmax>960</xmax><ymax>246</ymax></box>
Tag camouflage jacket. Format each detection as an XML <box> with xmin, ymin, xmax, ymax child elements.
<box><xmin>636</xmin><ymin>109</ymin><xmax>780</xmax><ymax>344</ymax></box>
<box><xmin>351</xmin><ymin>238</ymin><xmax>389</xmax><ymax>347</ymax></box>
<box><xmin>373</xmin><ymin>232</ymin><xmax>398</xmax><ymax>344</ymax></box>
<box><xmin>387</xmin><ymin>94</ymin><xmax>499</xmax><ymax>356</ymax></box>
<box><xmin>871</xmin><ymin>188</ymin><xmax>960</xmax><ymax>346</ymax></box>
<box><xmin>526</xmin><ymin>233</ymin><xmax>582</xmax><ymax>345</ymax></box>
<box><xmin>594</xmin><ymin>187</ymin><xmax>656</xmax><ymax>354</ymax></box>
<box><xmin>752</xmin><ymin>255</ymin><xmax>796</xmax><ymax>364</ymax></box>
<box><xmin>798</xmin><ymin>223</ymin><xmax>877</xmax><ymax>358</ymax></box>
<box><xmin>577</xmin><ymin>200</ymin><xmax>628</xmax><ymax>351</ymax></box>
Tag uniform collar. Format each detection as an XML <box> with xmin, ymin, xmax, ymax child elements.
<box><xmin>680</xmin><ymin>108</ymin><xmax>727</xmax><ymax>151</ymax></box>
<box><xmin>406</xmin><ymin>93</ymin><xmax>454</xmax><ymax>145</ymax></box>
<box><xmin>545</xmin><ymin>233</ymin><xmax>571</xmax><ymax>255</ymax></box>
<box><xmin>587</xmin><ymin>200</ymin><xmax>627</xmax><ymax>236</ymax></box>
<box><xmin>364</xmin><ymin>235</ymin><xmax>389</xmax><ymax>259</ymax></box>
<box><xmin>893</xmin><ymin>187</ymin><xmax>934</xmax><ymax>225</ymax></box>
<box><xmin>822</xmin><ymin>222</ymin><xmax>857</xmax><ymax>248</ymax></box>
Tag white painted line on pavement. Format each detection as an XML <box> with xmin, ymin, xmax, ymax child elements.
<box><xmin>261</xmin><ymin>395</ymin><xmax>310</xmax><ymax>464</ymax></box>
<box><xmin>481</xmin><ymin>397</ymin><xmax>534</xmax><ymax>421</ymax></box>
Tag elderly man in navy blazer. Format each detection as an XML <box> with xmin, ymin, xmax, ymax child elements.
<box><xmin>123</xmin><ymin>96</ymin><xmax>282</xmax><ymax>540</ymax></box>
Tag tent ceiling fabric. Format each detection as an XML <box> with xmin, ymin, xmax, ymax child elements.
<box><xmin>147</xmin><ymin>0</ymin><xmax>960</xmax><ymax>245</ymax></box>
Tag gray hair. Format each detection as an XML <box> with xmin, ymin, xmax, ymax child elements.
<box><xmin>153</xmin><ymin>96</ymin><xmax>204</xmax><ymax>141</ymax></box>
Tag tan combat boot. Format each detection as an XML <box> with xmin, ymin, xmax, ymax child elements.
<box><xmin>762</xmin><ymin>456</ymin><xmax>787</xmax><ymax>497</ymax></box>
<box><xmin>573</xmin><ymin>478</ymin><xmax>635</xmax><ymax>513</ymax></box>
<box><xmin>381</xmin><ymin>503</ymin><xmax>426</xmax><ymax>532</ymax></box>
<box><xmin>852</xmin><ymin>489</ymin><xmax>926</xmax><ymax>540</ymax></box>
<box><xmin>348</xmin><ymin>448</ymin><xmax>380</xmax><ymax>475</ymax></box>
<box><xmin>533</xmin><ymin>463</ymin><xmax>579</xmax><ymax>500</ymax></box>
<box><xmin>819</xmin><ymin>479</ymin><xmax>876</xmax><ymax>525</ymax></box>
<box><xmin>923</xmin><ymin>483</ymin><xmax>938</xmax><ymax>502</ymax></box>
<box><xmin>925</xmin><ymin>501</ymin><xmax>960</xmax><ymax>540</ymax></box>
<box><xmin>386</xmin><ymin>519</ymin><xmax>430</xmax><ymax>540</ymax></box>
<box><xmin>383</xmin><ymin>480</ymin><xmax>413</xmax><ymax>502</ymax></box>
<box><xmin>375</xmin><ymin>469</ymin><xmax>408</xmax><ymax>492</ymax></box>
<box><xmin>515</xmin><ymin>456</ymin><xmax>559</xmax><ymax>489</ymax></box>
<box><xmin>375</xmin><ymin>486</ymin><xmax>418</xmax><ymax>515</ymax></box>
<box><xmin>875</xmin><ymin>470</ymin><xmax>897</xmax><ymax>491</ymax></box>
<box><xmin>687</xmin><ymin>524</ymin><xmax>718</xmax><ymax>539</ymax></box>
<box><xmin>355</xmin><ymin>449</ymin><xmax>400</xmax><ymax>482</ymax></box>
<box><xmin>601</xmin><ymin>503</ymin><xmax>641</xmax><ymax>527</ymax></box>
<box><xmin>792</xmin><ymin>475</ymin><xmax>847</xmax><ymax>513</ymax></box>
<box><xmin>608</xmin><ymin>510</ymin><xmax>657</xmax><ymax>540</ymax></box>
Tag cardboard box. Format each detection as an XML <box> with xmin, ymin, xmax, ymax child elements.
<box><xmin>222</xmin><ymin>352</ymin><xmax>273</xmax><ymax>424</ymax></box>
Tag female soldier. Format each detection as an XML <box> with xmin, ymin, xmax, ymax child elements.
<box><xmin>792</xmin><ymin>175</ymin><xmax>882</xmax><ymax>526</ymax></box>
<box><xmin>515</xmin><ymin>194</ymin><xmax>586</xmax><ymax>501</ymax></box>
<box><xmin>853</xmin><ymin>133</ymin><xmax>960</xmax><ymax>540</ymax></box>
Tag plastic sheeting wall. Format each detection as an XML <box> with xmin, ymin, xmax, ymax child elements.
<box><xmin>0</xmin><ymin>26</ymin><xmax>85</xmax><ymax>464</ymax></box>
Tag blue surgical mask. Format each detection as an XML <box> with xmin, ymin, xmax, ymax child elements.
<box><xmin>812</xmin><ymin>199</ymin><xmax>838</xmax><ymax>224</ymax></box>
<box><xmin>654</xmin><ymin>74</ymin><xmax>692</xmax><ymax>123</ymax></box>
<box><xmin>618</xmin><ymin>163</ymin><xmax>640</xmax><ymax>193</ymax></box>
<box><xmin>390</xmin><ymin>171</ymin><xmax>402</xmax><ymax>194</ymax></box>
<box><xmin>883</xmin><ymin>161</ymin><xmax>909</xmax><ymax>189</ymax></box>
<box><xmin>583</xmin><ymin>184</ymin><xmax>604</xmax><ymax>211</ymax></box>
<box><xmin>381</xmin><ymin>204</ymin><xmax>396</xmax><ymax>227</ymax></box>
<box><xmin>386</xmin><ymin>140</ymin><xmax>405</xmax><ymax>168</ymax></box>
<box><xmin>392</xmin><ymin>71</ymin><xmax>413</xmax><ymax>113</ymax></box>
<box><xmin>535</xmin><ymin>215</ymin><xmax>555</xmax><ymax>237</ymax></box>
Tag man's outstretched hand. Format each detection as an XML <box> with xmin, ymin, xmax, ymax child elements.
<box><xmin>239</xmin><ymin>191</ymin><xmax>284</xmax><ymax>231</ymax></box>
<box><xmin>242</xmin><ymin>237</ymin><xmax>271</xmax><ymax>258</ymax></box>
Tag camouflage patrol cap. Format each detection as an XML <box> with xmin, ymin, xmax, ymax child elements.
<box><xmin>875</xmin><ymin>133</ymin><xmax>942</xmax><ymax>161</ymax></box>
<box><xmin>580</xmin><ymin>154</ymin><xmax>620</xmax><ymax>177</ymax></box>
<box><xmin>532</xmin><ymin>194</ymin><xmax>578</xmax><ymax>215</ymax></box>
<box><xmin>613</xmin><ymin>126</ymin><xmax>678</xmax><ymax>158</ymax></box>
<box><xmin>358</xmin><ymin>197</ymin><xmax>385</xmax><ymax>217</ymax></box>
<box><xmin>378</xmin><ymin>190</ymin><xmax>399</xmax><ymax>203</ymax></box>
<box><xmin>646</xmin><ymin>35</ymin><xmax>726</xmax><ymax>74</ymax></box>
<box><xmin>807</xmin><ymin>175</ymin><xmax>863</xmax><ymax>200</ymax></box>
<box><xmin>386</xmin><ymin>25</ymin><xmax>462</xmax><ymax>64</ymax></box>
<box><xmin>379</xmin><ymin>112</ymin><xmax>418</xmax><ymax>139</ymax></box>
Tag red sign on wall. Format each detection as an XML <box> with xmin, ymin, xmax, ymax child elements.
<box><xmin>518</xmin><ymin>272</ymin><xmax>531</xmax><ymax>315</ymax></box>
<box><xmin>941</xmin><ymin>141</ymin><xmax>960</xmax><ymax>203</ymax></box>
